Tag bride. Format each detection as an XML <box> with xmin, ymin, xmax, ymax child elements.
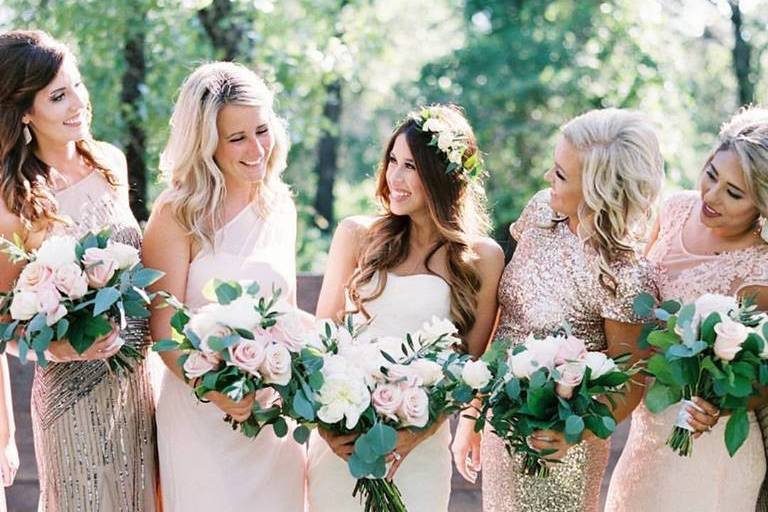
<box><xmin>306</xmin><ymin>104</ymin><xmax>504</xmax><ymax>512</ymax></box>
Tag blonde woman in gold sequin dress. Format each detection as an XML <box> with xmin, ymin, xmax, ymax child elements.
<box><xmin>453</xmin><ymin>109</ymin><xmax>663</xmax><ymax>512</ymax></box>
<box><xmin>144</xmin><ymin>62</ymin><xmax>306</xmax><ymax>512</ymax></box>
<box><xmin>0</xmin><ymin>31</ymin><xmax>157</xmax><ymax>511</ymax></box>
<box><xmin>606</xmin><ymin>108</ymin><xmax>768</xmax><ymax>512</ymax></box>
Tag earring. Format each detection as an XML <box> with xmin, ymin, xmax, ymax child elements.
<box><xmin>761</xmin><ymin>217</ymin><xmax>768</xmax><ymax>244</ymax></box>
<box><xmin>22</xmin><ymin>125</ymin><xmax>31</xmax><ymax>145</ymax></box>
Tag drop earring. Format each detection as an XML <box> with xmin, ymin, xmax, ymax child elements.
<box><xmin>22</xmin><ymin>124</ymin><xmax>31</xmax><ymax>145</ymax></box>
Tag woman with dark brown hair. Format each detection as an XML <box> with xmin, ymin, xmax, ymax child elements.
<box><xmin>0</xmin><ymin>30</ymin><xmax>156</xmax><ymax>510</ymax></box>
<box><xmin>307</xmin><ymin>104</ymin><xmax>504</xmax><ymax>511</ymax></box>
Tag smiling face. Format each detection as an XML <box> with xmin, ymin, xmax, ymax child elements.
<box><xmin>213</xmin><ymin>104</ymin><xmax>275</xmax><ymax>186</ymax></box>
<box><xmin>385</xmin><ymin>133</ymin><xmax>428</xmax><ymax>217</ymax></box>
<box><xmin>22</xmin><ymin>55</ymin><xmax>90</xmax><ymax>147</ymax></box>
<box><xmin>544</xmin><ymin>136</ymin><xmax>583</xmax><ymax>218</ymax></box>
<box><xmin>698</xmin><ymin>149</ymin><xmax>760</xmax><ymax>234</ymax></box>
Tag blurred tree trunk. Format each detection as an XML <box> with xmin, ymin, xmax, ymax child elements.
<box><xmin>121</xmin><ymin>5</ymin><xmax>148</xmax><ymax>221</ymax></box>
<box><xmin>198</xmin><ymin>0</ymin><xmax>245</xmax><ymax>61</ymax></box>
<box><xmin>727</xmin><ymin>0</ymin><xmax>754</xmax><ymax>106</ymax></box>
<box><xmin>313</xmin><ymin>79</ymin><xmax>342</xmax><ymax>230</ymax></box>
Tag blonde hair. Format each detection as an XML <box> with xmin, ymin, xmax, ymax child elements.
<box><xmin>561</xmin><ymin>108</ymin><xmax>664</xmax><ymax>292</ymax></box>
<box><xmin>159</xmin><ymin>61</ymin><xmax>290</xmax><ymax>248</ymax></box>
<box><xmin>348</xmin><ymin>105</ymin><xmax>490</xmax><ymax>337</ymax></box>
<box><xmin>712</xmin><ymin>106</ymin><xmax>768</xmax><ymax>219</ymax></box>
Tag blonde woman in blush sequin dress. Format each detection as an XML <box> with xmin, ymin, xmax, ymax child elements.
<box><xmin>143</xmin><ymin>62</ymin><xmax>305</xmax><ymax>512</ymax></box>
<box><xmin>0</xmin><ymin>31</ymin><xmax>156</xmax><ymax>511</ymax></box>
<box><xmin>605</xmin><ymin>108</ymin><xmax>768</xmax><ymax>512</ymax></box>
<box><xmin>452</xmin><ymin>109</ymin><xmax>663</xmax><ymax>512</ymax></box>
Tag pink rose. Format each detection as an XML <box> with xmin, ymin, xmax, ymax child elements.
<box><xmin>82</xmin><ymin>248</ymin><xmax>118</xmax><ymax>288</ymax></box>
<box><xmin>16</xmin><ymin>262</ymin><xmax>54</xmax><ymax>292</ymax></box>
<box><xmin>372</xmin><ymin>383</ymin><xmax>404</xmax><ymax>421</ymax></box>
<box><xmin>260</xmin><ymin>342</ymin><xmax>292</xmax><ymax>385</ymax></box>
<box><xmin>229</xmin><ymin>339</ymin><xmax>267</xmax><ymax>376</ymax></box>
<box><xmin>183</xmin><ymin>352</ymin><xmax>218</xmax><ymax>379</ymax></box>
<box><xmin>270</xmin><ymin>310</ymin><xmax>314</xmax><ymax>352</ymax></box>
<box><xmin>36</xmin><ymin>284</ymin><xmax>62</xmax><ymax>315</ymax></box>
<box><xmin>555</xmin><ymin>361</ymin><xmax>586</xmax><ymax>399</ymax></box>
<box><xmin>397</xmin><ymin>386</ymin><xmax>429</xmax><ymax>428</ymax></box>
<box><xmin>554</xmin><ymin>335</ymin><xmax>587</xmax><ymax>366</ymax></box>
<box><xmin>53</xmin><ymin>263</ymin><xmax>89</xmax><ymax>299</ymax></box>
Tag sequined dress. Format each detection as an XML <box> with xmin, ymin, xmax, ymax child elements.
<box><xmin>481</xmin><ymin>189</ymin><xmax>657</xmax><ymax>512</ymax></box>
<box><xmin>605</xmin><ymin>191</ymin><xmax>768</xmax><ymax>512</ymax></box>
<box><xmin>31</xmin><ymin>170</ymin><xmax>157</xmax><ymax>511</ymax></box>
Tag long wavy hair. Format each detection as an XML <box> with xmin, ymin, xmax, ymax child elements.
<box><xmin>0</xmin><ymin>30</ymin><xmax>117</xmax><ymax>230</ymax></box>
<box><xmin>347</xmin><ymin>105</ymin><xmax>491</xmax><ymax>336</ymax></box>
<box><xmin>708</xmin><ymin>106</ymin><xmax>768</xmax><ymax>221</ymax></box>
<box><xmin>159</xmin><ymin>61</ymin><xmax>290</xmax><ymax>249</ymax></box>
<box><xmin>561</xmin><ymin>108</ymin><xmax>664</xmax><ymax>293</ymax></box>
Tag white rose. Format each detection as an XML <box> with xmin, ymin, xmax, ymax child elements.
<box><xmin>584</xmin><ymin>351</ymin><xmax>618</xmax><ymax>380</ymax></box>
<box><xmin>448</xmin><ymin>148</ymin><xmax>464</xmax><ymax>165</ymax></box>
<box><xmin>418</xmin><ymin>316</ymin><xmax>461</xmax><ymax>347</ymax></box>
<box><xmin>461</xmin><ymin>360</ymin><xmax>492</xmax><ymax>390</ymax></box>
<box><xmin>184</xmin><ymin>307</ymin><xmax>231</xmax><ymax>353</ymax></box>
<box><xmin>713</xmin><ymin>318</ymin><xmax>749</xmax><ymax>361</ymax></box>
<box><xmin>338</xmin><ymin>342</ymin><xmax>388</xmax><ymax>385</ymax></box>
<box><xmin>260</xmin><ymin>342</ymin><xmax>292</xmax><ymax>385</ymax></box>
<box><xmin>694</xmin><ymin>294</ymin><xmax>738</xmax><ymax>323</ymax></box>
<box><xmin>422</xmin><ymin>117</ymin><xmax>448</xmax><ymax>133</ymax></box>
<box><xmin>755</xmin><ymin>317</ymin><xmax>768</xmax><ymax>359</ymax></box>
<box><xmin>53</xmin><ymin>263</ymin><xmax>89</xmax><ymax>299</ymax></box>
<box><xmin>106</xmin><ymin>241</ymin><xmax>140</xmax><ymax>270</ymax></box>
<box><xmin>397</xmin><ymin>385</ymin><xmax>430</xmax><ymax>428</ymax></box>
<box><xmin>524</xmin><ymin>335</ymin><xmax>560</xmax><ymax>371</ymax></box>
<box><xmin>183</xmin><ymin>351</ymin><xmax>218</xmax><ymax>378</ymax></box>
<box><xmin>216</xmin><ymin>296</ymin><xmax>261</xmax><ymax>331</ymax></box>
<box><xmin>9</xmin><ymin>291</ymin><xmax>39</xmax><ymax>320</ymax></box>
<box><xmin>317</xmin><ymin>368</ymin><xmax>371</xmax><ymax>429</ymax></box>
<box><xmin>409</xmin><ymin>359</ymin><xmax>444</xmax><ymax>387</ymax></box>
<box><xmin>436</xmin><ymin>130</ymin><xmax>455</xmax><ymax>152</ymax></box>
<box><xmin>508</xmin><ymin>350</ymin><xmax>539</xmax><ymax>380</ymax></box>
<box><xmin>35</xmin><ymin>235</ymin><xmax>78</xmax><ymax>269</ymax></box>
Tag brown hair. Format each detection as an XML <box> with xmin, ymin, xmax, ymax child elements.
<box><xmin>0</xmin><ymin>30</ymin><xmax>117</xmax><ymax>230</ymax></box>
<box><xmin>347</xmin><ymin>105</ymin><xmax>490</xmax><ymax>336</ymax></box>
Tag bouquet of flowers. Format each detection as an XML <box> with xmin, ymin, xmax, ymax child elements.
<box><xmin>280</xmin><ymin>316</ymin><xmax>488</xmax><ymax>512</ymax></box>
<box><xmin>634</xmin><ymin>292</ymin><xmax>768</xmax><ymax>456</ymax></box>
<box><xmin>153</xmin><ymin>279</ymin><xmax>310</xmax><ymax>437</ymax></box>
<box><xmin>0</xmin><ymin>230</ymin><xmax>163</xmax><ymax>371</ymax></box>
<box><xmin>476</xmin><ymin>329</ymin><xmax>633</xmax><ymax>477</ymax></box>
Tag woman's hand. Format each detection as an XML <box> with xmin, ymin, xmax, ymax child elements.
<box><xmin>205</xmin><ymin>391</ymin><xmax>255</xmax><ymax>422</ymax></box>
<box><xmin>318</xmin><ymin>427</ymin><xmax>358</xmax><ymax>461</ymax></box>
<box><xmin>687</xmin><ymin>396</ymin><xmax>720</xmax><ymax>438</ymax></box>
<box><xmin>0</xmin><ymin>439</ymin><xmax>18</xmax><ymax>487</ymax></box>
<box><xmin>385</xmin><ymin>421</ymin><xmax>443</xmax><ymax>480</ymax></box>
<box><xmin>45</xmin><ymin>324</ymin><xmax>122</xmax><ymax>363</ymax></box>
<box><xmin>451</xmin><ymin>415</ymin><xmax>482</xmax><ymax>483</ymax></box>
<box><xmin>527</xmin><ymin>430</ymin><xmax>574</xmax><ymax>460</ymax></box>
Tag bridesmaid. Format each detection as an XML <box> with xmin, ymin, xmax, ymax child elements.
<box><xmin>307</xmin><ymin>104</ymin><xmax>504</xmax><ymax>511</ymax></box>
<box><xmin>143</xmin><ymin>62</ymin><xmax>305</xmax><ymax>511</ymax></box>
<box><xmin>454</xmin><ymin>108</ymin><xmax>663</xmax><ymax>512</ymax></box>
<box><xmin>605</xmin><ymin>107</ymin><xmax>768</xmax><ymax>512</ymax></box>
<box><xmin>0</xmin><ymin>30</ymin><xmax>156</xmax><ymax>510</ymax></box>
<box><xmin>0</xmin><ymin>355</ymin><xmax>18</xmax><ymax>512</ymax></box>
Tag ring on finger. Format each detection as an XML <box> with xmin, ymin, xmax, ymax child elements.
<box><xmin>392</xmin><ymin>451</ymin><xmax>402</xmax><ymax>462</ymax></box>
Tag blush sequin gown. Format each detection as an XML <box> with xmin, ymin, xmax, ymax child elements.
<box><xmin>481</xmin><ymin>189</ymin><xmax>658</xmax><ymax>512</ymax></box>
<box><xmin>605</xmin><ymin>191</ymin><xmax>768</xmax><ymax>512</ymax></box>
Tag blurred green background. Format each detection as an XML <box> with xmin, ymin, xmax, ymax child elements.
<box><xmin>2</xmin><ymin>0</ymin><xmax>766</xmax><ymax>268</ymax></box>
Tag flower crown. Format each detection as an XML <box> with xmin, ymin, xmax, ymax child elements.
<box><xmin>407</xmin><ymin>107</ymin><xmax>485</xmax><ymax>180</ymax></box>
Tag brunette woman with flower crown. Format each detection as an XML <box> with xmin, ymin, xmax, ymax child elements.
<box><xmin>453</xmin><ymin>108</ymin><xmax>663</xmax><ymax>512</ymax></box>
<box><xmin>307</xmin><ymin>104</ymin><xmax>504</xmax><ymax>511</ymax></box>
<box><xmin>0</xmin><ymin>30</ymin><xmax>156</xmax><ymax>510</ymax></box>
<box><xmin>606</xmin><ymin>107</ymin><xmax>768</xmax><ymax>512</ymax></box>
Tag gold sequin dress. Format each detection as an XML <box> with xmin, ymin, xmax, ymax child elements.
<box><xmin>31</xmin><ymin>171</ymin><xmax>157</xmax><ymax>511</ymax></box>
<box><xmin>481</xmin><ymin>189</ymin><xmax>657</xmax><ymax>512</ymax></box>
<box><xmin>605</xmin><ymin>191</ymin><xmax>768</xmax><ymax>512</ymax></box>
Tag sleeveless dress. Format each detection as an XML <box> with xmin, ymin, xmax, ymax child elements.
<box><xmin>605</xmin><ymin>191</ymin><xmax>768</xmax><ymax>512</ymax></box>
<box><xmin>155</xmin><ymin>197</ymin><xmax>306</xmax><ymax>512</ymax></box>
<box><xmin>481</xmin><ymin>189</ymin><xmax>658</xmax><ymax>512</ymax></box>
<box><xmin>307</xmin><ymin>271</ymin><xmax>454</xmax><ymax>512</ymax></box>
<box><xmin>32</xmin><ymin>171</ymin><xmax>157</xmax><ymax>511</ymax></box>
